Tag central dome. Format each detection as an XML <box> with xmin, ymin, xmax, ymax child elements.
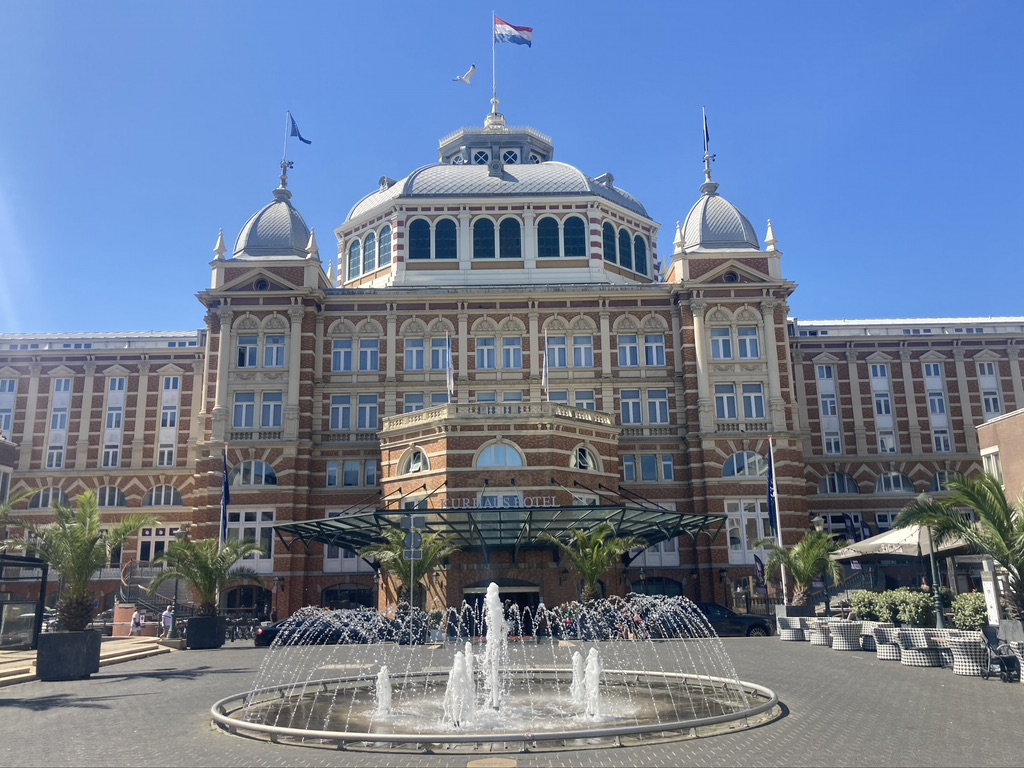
<box><xmin>234</xmin><ymin>187</ymin><xmax>311</xmax><ymax>259</ymax></box>
<box><xmin>681</xmin><ymin>182</ymin><xmax>759</xmax><ymax>251</ymax></box>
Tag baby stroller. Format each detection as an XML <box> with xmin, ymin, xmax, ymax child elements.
<box><xmin>981</xmin><ymin>642</ymin><xmax>1021</xmax><ymax>683</ymax></box>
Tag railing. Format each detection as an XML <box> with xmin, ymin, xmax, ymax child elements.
<box><xmin>382</xmin><ymin>402</ymin><xmax>615</xmax><ymax>431</ymax></box>
<box><xmin>715</xmin><ymin>421</ymin><xmax>770</xmax><ymax>434</ymax></box>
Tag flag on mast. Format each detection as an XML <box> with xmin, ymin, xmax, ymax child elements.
<box><xmin>220</xmin><ymin>447</ymin><xmax>231</xmax><ymax>544</ymax></box>
<box><xmin>703</xmin><ymin>105</ymin><xmax>710</xmax><ymax>156</ymax></box>
<box><xmin>766</xmin><ymin>437</ymin><xmax>780</xmax><ymax>541</ymax></box>
<box><xmin>288</xmin><ymin>112</ymin><xmax>311</xmax><ymax>144</ymax></box>
<box><xmin>494</xmin><ymin>16</ymin><xmax>533</xmax><ymax>46</ymax></box>
<box><xmin>541</xmin><ymin>329</ymin><xmax>549</xmax><ymax>397</ymax></box>
<box><xmin>446</xmin><ymin>331</ymin><xmax>455</xmax><ymax>399</ymax></box>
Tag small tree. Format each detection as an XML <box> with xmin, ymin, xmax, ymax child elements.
<box><xmin>758</xmin><ymin>530</ymin><xmax>843</xmax><ymax>607</ymax></box>
<box><xmin>538</xmin><ymin>523</ymin><xmax>646</xmax><ymax>602</ymax></box>
<box><xmin>148</xmin><ymin>537</ymin><xmax>265</xmax><ymax>616</ymax></box>
<box><xmin>360</xmin><ymin>528</ymin><xmax>460</xmax><ymax>603</ymax></box>
<box><xmin>12</xmin><ymin>491</ymin><xmax>155</xmax><ymax>631</ymax></box>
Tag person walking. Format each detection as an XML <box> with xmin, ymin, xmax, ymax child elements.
<box><xmin>130</xmin><ymin>607</ymin><xmax>144</xmax><ymax>636</ymax></box>
<box><xmin>160</xmin><ymin>606</ymin><xmax>173</xmax><ymax>638</ymax></box>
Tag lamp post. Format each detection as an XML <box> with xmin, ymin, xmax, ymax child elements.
<box><xmin>916</xmin><ymin>493</ymin><xmax>946</xmax><ymax>629</ymax></box>
<box><xmin>167</xmin><ymin>523</ymin><xmax>190</xmax><ymax>640</ymax></box>
<box><xmin>811</xmin><ymin>515</ymin><xmax>831</xmax><ymax>616</ymax></box>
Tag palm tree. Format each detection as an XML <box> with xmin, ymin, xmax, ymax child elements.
<box><xmin>0</xmin><ymin>490</ymin><xmax>42</xmax><ymax>553</ymax></box>
<box><xmin>896</xmin><ymin>473</ymin><xmax>1024</xmax><ymax>619</ymax></box>
<box><xmin>758</xmin><ymin>530</ymin><xmax>843</xmax><ymax>607</ymax></box>
<box><xmin>148</xmin><ymin>537</ymin><xmax>265</xmax><ymax>616</ymax></box>
<box><xmin>360</xmin><ymin>528</ymin><xmax>460</xmax><ymax>602</ymax></box>
<box><xmin>538</xmin><ymin>523</ymin><xmax>646</xmax><ymax>602</ymax></box>
<box><xmin>12</xmin><ymin>491</ymin><xmax>155</xmax><ymax>631</ymax></box>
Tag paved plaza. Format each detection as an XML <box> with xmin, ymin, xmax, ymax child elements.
<box><xmin>0</xmin><ymin>636</ymin><xmax>1019</xmax><ymax>768</ymax></box>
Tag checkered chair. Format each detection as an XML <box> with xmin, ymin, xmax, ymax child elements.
<box><xmin>829</xmin><ymin>620</ymin><xmax>863</xmax><ymax>651</ymax></box>
<box><xmin>947</xmin><ymin>635</ymin><xmax>989</xmax><ymax>676</ymax></box>
<box><xmin>807</xmin><ymin>619</ymin><xmax>832</xmax><ymax>647</ymax></box>
<box><xmin>873</xmin><ymin>626</ymin><xmax>901</xmax><ymax>661</ymax></box>
<box><xmin>776</xmin><ymin>617</ymin><xmax>805</xmax><ymax>641</ymax></box>
<box><xmin>1009</xmin><ymin>642</ymin><xmax>1024</xmax><ymax>684</ymax></box>
<box><xmin>898</xmin><ymin>627</ymin><xmax>943</xmax><ymax>667</ymax></box>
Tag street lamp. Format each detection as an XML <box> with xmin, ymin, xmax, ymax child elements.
<box><xmin>917</xmin><ymin>493</ymin><xmax>946</xmax><ymax>629</ymax></box>
<box><xmin>167</xmin><ymin>524</ymin><xmax>190</xmax><ymax>640</ymax></box>
<box><xmin>810</xmin><ymin>515</ymin><xmax>831</xmax><ymax>617</ymax></box>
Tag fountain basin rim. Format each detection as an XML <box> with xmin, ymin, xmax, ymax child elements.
<box><xmin>211</xmin><ymin>670</ymin><xmax>778</xmax><ymax>748</ymax></box>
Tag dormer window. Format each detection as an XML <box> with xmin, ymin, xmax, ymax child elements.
<box><xmin>473</xmin><ymin>150</ymin><xmax>490</xmax><ymax>165</ymax></box>
<box><xmin>452</xmin><ymin>155</ymin><xmax>465</xmax><ymax>165</ymax></box>
<box><xmin>529</xmin><ymin>153</ymin><xmax>542</xmax><ymax>164</ymax></box>
<box><xmin>502</xmin><ymin>149</ymin><xmax>519</xmax><ymax>164</ymax></box>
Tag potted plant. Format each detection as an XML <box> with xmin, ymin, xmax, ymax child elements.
<box><xmin>759</xmin><ymin>529</ymin><xmax>843</xmax><ymax>618</ymax></box>
<box><xmin>9</xmin><ymin>491</ymin><xmax>154</xmax><ymax>680</ymax></box>
<box><xmin>537</xmin><ymin>523</ymin><xmax>646</xmax><ymax>602</ymax></box>
<box><xmin>360</xmin><ymin>528</ymin><xmax>460</xmax><ymax>605</ymax></box>
<box><xmin>148</xmin><ymin>537</ymin><xmax>264</xmax><ymax>649</ymax></box>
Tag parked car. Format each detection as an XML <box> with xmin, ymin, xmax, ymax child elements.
<box><xmin>85</xmin><ymin>608</ymin><xmax>115</xmax><ymax>636</ymax></box>
<box><xmin>254</xmin><ymin>609</ymin><xmax>391</xmax><ymax>647</ymax></box>
<box><xmin>694</xmin><ymin>603</ymin><xmax>772</xmax><ymax>637</ymax></box>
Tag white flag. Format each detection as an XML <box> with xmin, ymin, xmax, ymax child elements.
<box><xmin>541</xmin><ymin>329</ymin><xmax>549</xmax><ymax>397</ymax></box>
<box><xmin>446</xmin><ymin>332</ymin><xmax>455</xmax><ymax>398</ymax></box>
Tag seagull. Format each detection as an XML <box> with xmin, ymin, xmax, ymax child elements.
<box><xmin>453</xmin><ymin>64</ymin><xmax>476</xmax><ymax>85</ymax></box>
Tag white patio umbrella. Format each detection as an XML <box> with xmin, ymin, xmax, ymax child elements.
<box><xmin>832</xmin><ymin>524</ymin><xmax>967</xmax><ymax>560</ymax></box>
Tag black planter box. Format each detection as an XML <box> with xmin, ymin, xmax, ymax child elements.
<box><xmin>36</xmin><ymin>630</ymin><xmax>102</xmax><ymax>681</ymax></box>
<box><xmin>775</xmin><ymin>604</ymin><xmax>815</xmax><ymax>619</ymax></box>
<box><xmin>186</xmin><ymin>616</ymin><xmax>226</xmax><ymax>649</ymax></box>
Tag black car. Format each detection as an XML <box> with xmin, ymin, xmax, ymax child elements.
<box><xmin>694</xmin><ymin>603</ymin><xmax>772</xmax><ymax>637</ymax></box>
<box><xmin>254</xmin><ymin>610</ymin><xmax>391</xmax><ymax>647</ymax></box>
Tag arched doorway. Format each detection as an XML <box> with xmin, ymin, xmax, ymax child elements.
<box><xmin>223</xmin><ymin>585</ymin><xmax>273</xmax><ymax>619</ymax></box>
<box><xmin>462</xmin><ymin>579</ymin><xmax>540</xmax><ymax>637</ymax></box>
<box><xmin>322</xmin><ymin>584</ymin><xmax>373</xmax><ymax>610</ymax></box>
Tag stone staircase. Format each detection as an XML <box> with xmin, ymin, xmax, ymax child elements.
<box><xmin>0</xmin><ymin>636</ymin><xmax>174</xmax><ymax>688</ymax></box>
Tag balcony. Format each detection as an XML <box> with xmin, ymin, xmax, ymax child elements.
<box><xmin>715</xmin><ymin>421</ymin><xmax>770</xmax><ymax>434</ymax></box>
<box><xmin>228</xmin><ymin>430</ymin><xmax>284</xmax><ymax>442</ymax></box>
<box><xmin>382</xmin><ymin>402</ymin><xmax>615</xmax><ymax>432</ymax></box>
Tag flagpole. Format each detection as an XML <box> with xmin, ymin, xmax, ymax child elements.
<box><xmin>492</xmin><ymin>11</ymin><xmax>498</xmax><ymax>110</ymax></box>
<box><xmin>768</xmin><ymin>436</ymin><xmax>789</xmax><ymax>601</ymax></box>
<box><xmin>283</xmin><ymin>112</ymin><xmax>290</xmax><ymax>166</ymax></box>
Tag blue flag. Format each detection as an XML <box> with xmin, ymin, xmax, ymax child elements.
<box><xmin>766</xmin><ymin>440</ymin><xmax>779</xmax><ymax>539</ymax></box>
<box><xmin>753</xmin><ymin>554</ymin><xmax>767</xmax><ymax>589</ymax></box>
<box><xmin>842</xmin><ymin>513</ymin><xmax>857</xmax><ymax>542</ymax></box>
<box><xmin>220</xmin><ymin>450</ymin><xmax>231</xmax><ymax>542</ymax></box>
<box><xmin>289</xmin><ymin>112</ymin><xmax>311</xmax><ymax>144</ymax></box>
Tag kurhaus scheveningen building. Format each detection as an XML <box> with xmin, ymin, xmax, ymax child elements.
<box><xmin>2</xmin><ymin>103</ymin><xmax>1022</xmax><ymax>621</ymax></box>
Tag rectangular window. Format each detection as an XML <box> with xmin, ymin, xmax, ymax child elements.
<box><xmin>476</xmin><ymin>337</ymin><xmax>497</xmax><ymax>370</ymax></box>
<box><xmin>330</xmin><ymin>395</ymin><xmax>351</xmax><ymax>430</ymax></box>
<box><xmin>824</xmin><ymin>432</ymin><xmax>842</xmax><ymax>455</ymax></box>
<box><xmin>430</xmin><ymin>338</ymin><xmax>448</xmax><ymax>371</ymax></box>
<box><xmin>54</xmin><ymin>378</ymin><xmax>72</xmax><ymax>393</ymax></box>
<box><xmin>870</xmin><ymin>363</ymin><xmax>888</xmax><ymax>380</ymax></box>
<box><xmin>102</xmin><ymin>444</ymin><xmax>120</xmax><ymax>468</ymax></box>
<box><xmin>261</xmin><ymin>392</ymin><xmax>283</xmax><ymax>428</ymax></box>
<box><xmin>430</xmin><ymin>393</ymin><xmax>449</xmax><ymax>407</ymax></box>
<box><xmin>264</xmin><ymin>336</ymin><xmax>286</xmax><ymax>368</ymax></box>
<box><xmin>404</xmin><ymin>392</ymin><xmax>425</xmax><ymax>413</ymax></box>
<box><xmin>874</xmin><ymin>392</ymin><xmax>891</xmax><ymax>416</ymax></box>
<box><xmin>358</xmin><ymin>339</ymin><xmax>379</xmax><ymax>372</ymax></box>
<box><xmin>357</xmin><ymin>394</ymin><xmax>378</xmax><ymax>430</ymax></box>
<box><xmin>343</xmin><ymin>460</ymin><xmax>361</xmax><ymax>487</ymax></box>
<box><xmin>977</xmin><ymin>361</ymin><xmax>996</xmax><ymax>377</ymax></box>
<box><xmin>50</xmin><ymin>408</ymin><xmax>68</xmax><ymax>431</ymax></box>
<box><xmin>326</xmin><ymin>461</ymin><xmax>339</xmax><ymax>487</ymax></box>
<box><xmin>163</xmin><ymin>376</ymin><xmax>180</xmax><ymax>391</ymax></box>
<box><xmin>661</xmin><ymin>456</ymin><xmax>674</xmax><ymax>481</ymax></box>
<box><xmin>574</xmin><ymin>390</ymin><xmax>596</xmax><ymax>411</ymax></box>
<box><xmin>547</xmin><ymin>335</ymin><xmax>568</xmax><ymax>368</ymax></box>
<box><xmin>0</xmin><ymin>379</ymin><xmax>16</xmax><ymax>393</ymax></box>
<box><xmin>710</xmin><ymin>328</ymin><xmax>732</xmax><ymax>360</ymax></box>
<box><xmin>878</xmin><ymin>430</ymin><xmax>897</xmax><ymax>453</ymax></box>
<box><xmin>639</xmin><ymin>455</ymin><xmax>659</xmax><ymax>482</ymax></box>
<box><xmin>742</xmin><ymin>383</ymin><xmax>765</xmax><ymax>419</ymax></box>
<box><xmin>233</xmin><ymin>392</ymin><xmax>255</xmax><ymax>428</ymax></box>
<box><xmin>160</xmin><ymin>405</ymin><xmax>177</xmax><ymax>428</ymax></box>
<box><xmin>548</xmin><ymin>390</ymin><xmax>568</xmax><ymax>405</ymax></box>
<box><xmin>715</xmin><ymin>384</ymin><xmax>737</xmax><ymax>420</ymax></box>
<box><xmin>332</xmin><ymin>340</ymin><xmax>353</xmax><ymax>372</ymax></box>
<box><xmin>226</xmin><ymin>510</ymin><xmax>275</xmax><ymax>561</ymax></box>
<box><xmin>820</xmin><ymin>393</ymin><xmax>838</xmax><ymax>417</ymax></box>
<box><xmin>983</xmin><ymin>390</ymin><xmax>1001</xmax><ymax>417</ymax></box>
<box><xmin>0</xmin><ymin>409</ymin><xmax>11</xmax><ymax>435</ymax></box>
<box><xmin>157</xmin><ymin>444</ymin><xmax>175</xmax><ymax>466</ymax></box>
<box><xmin>924</xmin><ymin>363</ymin><xmax>942</xmax><ymax>378</ymax></box>
<box><xmin>647</xmin><ymin>389</ymin><xmax>669</xmax><ymax>424</ymax></box>
<box><xmin>503</xmin><ymin>337</ymin><xmax>523</xmax><ymax>369</ymax></box>
<box><xmin>572</xmin><ymin>336</ymin><xmax>593</xmax><ymax>368</ymax></box>
<box><xmin>46</xmin><ymin>445</ymin><xmax>64</xmax><ymax>469</ymax></box>
<box><xmin>817</xmin><ymin>365</ymin><xmax>834</xmax><ymax>380</ymax></box>
<box><xmin>622</xmin><ymin>455</ymin><xmax>636</xmax><ymax>482</ymax></box>
<box><xmin>737</xmin><ymin>327</ymin><xmax>760</xmax><ymax>359</ymax></box>
<box><xmin>617</xmin><ymin>334</ymin><xmax>640</xmax><ymax>367</ymax></box>
<box><xmin>620</xmin><ymin>390</ymin><xmax>642</xmax><ymax>424</ymax></box>
<box><xmin>404</xmin><ymin>339</ymin><xmax>425</xmax><ymax>371</ymax></box>
<box><xmin>644</xmin><ymin>334</ymin><xmax>666</xmax><ymax>367</ymax></box>
<box><xmin>364</xmin><ymin>461</ymin><xmax>378</xmax><ymax>487</ymax></box>
<box><xmin>983</xmin><ymin>452</ymin><xmax>1003</xmax><ymax>483</ymax></box>
<box><xmin>928</xmin><ymin>391</ymin><xmax>946</xmax><ymax>415</ymax></box>
<box><xmin>933</xmin><ymin>429</ymin><xmax>951</xmax><ymax>452</ymax></box>
<box><xmin>237</xmin><ymin>335</ymin><xmax>258</xmax><ymax>368</ymax></box>
<box><xmin>108</xmin><ymin>377</ymin><xmax>125</xmax><ymax>392</ymax></box>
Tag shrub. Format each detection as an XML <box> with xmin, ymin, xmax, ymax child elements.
<box><xmin>951</xmin><ymin>592</ymin><xmax>988</xmax><ymax>631</ymax></box>
<box><xmin>849</xmin><ymin>591</ymin><xmax>879</xmax><ymax>621</ymax></box>
<box><xmin>891</xmin><ymin>589</ymin><xmax>935</xmax><ymax>627</ymax></box>
<box><xmin>874</xmin><ymin>590</ymin><xmax>900</xmax><ymax>624</ymax></box>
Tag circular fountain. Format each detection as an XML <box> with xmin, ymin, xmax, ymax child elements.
<box><xmin>211</xmin><ymin>584</ymin><xmax>780</xmax><ymax>753</ymax></box>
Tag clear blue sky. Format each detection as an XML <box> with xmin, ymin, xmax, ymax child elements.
<box><xmin>2</xmin><ymin>2</ymin><xmax>1022</xmax><ymax>333</ymax></box>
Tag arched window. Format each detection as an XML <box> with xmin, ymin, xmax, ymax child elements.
<box><xmin>618</xmin><ymin>229</ymin><xmax>633</xmax><ymax>271</ymax></box>
<box><xmin>231</xmin><ymin>460</ymin><xmax>278</xmax><ymax>487</ymax></box>
<box><xmin>573</xmin><ymin>446</ymin><xmax>599</xmax><ymax>471</ymax></box>
<box><xmin>931</xmin><ymin>471</ymin><xmax>960</xmax><ymax>492</ymax></box>
<box><xmin>499</xmin><ymin>219</ymin><xmax>521</xmax><ymax>259</ymax></box>
<box><xmin>722</xmin><ymin>451</ymin><xmax>767</xmax><ymax>478</ymax></box>
<box><xmin>402</xmin><ymin>449</ymin><xmax>429</xmax><ymax>475</ymax></box>
<box><xmin>143</xmin><ymin>485</ymin><xmax>182</xmax><ymax>506</ymax></box>
<box><xmin>477</xmin><ymin>443</ymin><xmax>525</xmax><ymax>468</ymax></box>
<box><xmin>473</xmin><ymin>219</ymin><xmax>495</xmax><ymax>259</ymax></box>
<box><xmin>362</xmin><ymin>232</ymin><xmax>377</xmax><ymax>274</ymax></box>
<box><xmin>347</xmin><ymin>240</ymin><xmax>361</xmax><ymax>280</ymax></box>
<box><xmin>602</xmin><ymin>223</ymin><xmax>616</xmax><ymax>262</ymax></box>
<box><xmin>563</xmin><ymin>216</ymin><xmax>587</xmax><ymax>258</ymax></box>
<box><xmin>537</xmin><ymin>217</ymin><xmax>560</xmax><ymax>258</ymax></box>
<box><xmin>435</xmin><ymin>219</ymin><xmax>457</xmax><ymax>259</ymax></box>
<box><xmin>96</xmin><ymin>486</ymin><xmax>127</xmax><ymax>507</ymax></box>
<box><xmin>378</xmin><ymin>225</ymin><xmax>393</xmax><ymax>267</ymax></box>
<box><xmin>633</xmin><ymin>235</ymin><xmax>647</xmax><ymax>275</ymax></box>
<box><xmin>875</xmin><ymin>472</ymin><xmax>915</xmax><ymax>494</ymax></box>
<box><xmin>28</xmin><ymin>487</ymin><xmax>70</xmax><ymax>508</ymax></box>
<box><xmin>408</xmin><ymin>220</ymin><xmax>431</xmax><ymax>260</ymax></box>
<box><xmin>818</xmin><ymin>473</ymin><xmax>860</xmax><ymax>494</ymax></box>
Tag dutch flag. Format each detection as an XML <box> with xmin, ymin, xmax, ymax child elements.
<box><xmin>494</xmin><ymin>17</ymin><xmax>533</xmax><ymax>47</ymax></box>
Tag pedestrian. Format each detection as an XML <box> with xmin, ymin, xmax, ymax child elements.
<box><xmin>130</xmin><ymin>607</ymin><xmax>144</xmax><ymax>636</ymax></box>
<box><xmin>160</xmin><ymin>606</ymin><xmax>173</xmax><ymax>638</ymax></box>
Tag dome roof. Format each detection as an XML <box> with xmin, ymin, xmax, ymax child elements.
<box><xmin>681</xmin><ymin>181</ymin><xmax>759</xmax><ymax>251</ymax></box>
<box><xmin>234</xmin><ymin>187</ymin><xmax>311</xmax><ymax>259</ymax></box>
<box><xmin>346</xmin><ymin>161</ymin><xmax>649</xmax><ymax>222</ymax></box>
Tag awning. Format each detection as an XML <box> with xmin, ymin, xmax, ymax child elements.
<box><xmin>273</xmin><ymin>504</ymin><xmax>724</xmax><ymax>557</ymax></box>
<box><xmin>832</xmin><ymin>524</ymin><xmax>969</xmax><ymax>561</ymax></box>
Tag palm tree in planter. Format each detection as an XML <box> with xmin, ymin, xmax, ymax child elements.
<box><xmin>360</xmin><ymin>528</ymin><xmax>460</xmax><ymax>605</ymax></box>
<box><xmin>538</xmin><ymin>523</ymin><xmax>646</xmax><ymax>602</ymax></box>
<box><xmin>758</xmin><ymin>529</ymin><xmax>843</xmax><ymax>611</ymax></box>
<box><xmin>148</xmin><ymin>537</ymin><xmax>265</xmax><ymax>649</ymax></box>
<box><xmin>11</xmin><ymin>490</ymin><xmax>155</xmax><ymax>679</ymax></box>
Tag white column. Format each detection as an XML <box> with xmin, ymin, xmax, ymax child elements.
<box><xmin>952</xmin><ymin>348</ymin><xmax>979</xmax><ymax>454</ymax></box>
<box><xmin>690</xmin><ymin>300</ymin><xmax>712</xmax><ymax>431</ymax></box>
<box><xmin>760</xmin><ymin>300</ymin><xmax>785</xmax><ymax>432</ymax></box>
<box><xmin>74</xmin><ymin>363</ymin><xmax>96</xmax><ymax>470</ymax></box>
<box><xmin>845</xmin><ymin>350</ymin><xmax>868</xmax><ymax>455</ymax></box>
<box><xmin>899</xmin><ymin>349</ymin><xmax>923</xmax><ymax>454</ymax></box>
<box><xmin>212</xmin><ymin>307</ymin><xmax>232</xmax><ymax>443</ymax></box>
<box><xmin>284</xmin><ymin>306</ymin><xmax>304</xmax><ymax>439</ymax></box>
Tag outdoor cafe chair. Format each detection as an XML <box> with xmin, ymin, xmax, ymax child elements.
<box><xmin>829</xmin><ymin>620</ymin><xmax>863</xmax><ymax>651</ymax></box>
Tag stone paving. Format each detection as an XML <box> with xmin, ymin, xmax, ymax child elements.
<box><xmin>0</xmin><ymin>636</ymin><xmax>1019</xmax><ymax>768</ymax></box>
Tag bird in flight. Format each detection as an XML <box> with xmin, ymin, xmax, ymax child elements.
<box><xmin>453</xmin><ymin>64</ymin><xmax>476</xmax><ymax>85</ymax></box>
